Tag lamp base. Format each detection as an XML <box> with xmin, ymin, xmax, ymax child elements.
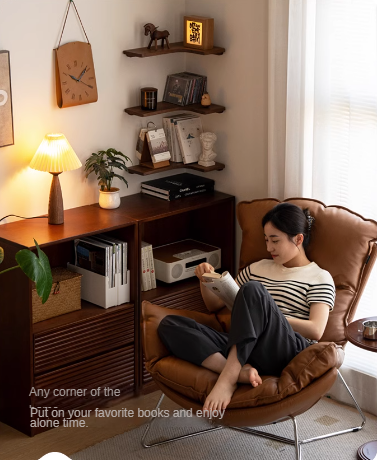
<box><xmin>49</xmin><ymin>173</ymin><xmax>64</xmax><ymax>225</ymax></box>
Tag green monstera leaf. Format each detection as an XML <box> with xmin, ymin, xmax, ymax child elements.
<box><xmin>15</xmin><ymin>239</ymin><xmax>53</xmax><ymax>304</ymax></box>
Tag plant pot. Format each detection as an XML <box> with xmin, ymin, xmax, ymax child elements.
<box><xmin>98</xmin><ymin>187</ymin><xmax>121</xmax><ymax>209</ymax></box>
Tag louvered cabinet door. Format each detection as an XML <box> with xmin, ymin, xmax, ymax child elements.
<box><xmin>31</xmin><ymin>346</ymin><xmax>134</xmax><ymax>435</ymax></box>
<box><xmin>34</xmin><ymin>304</ymin><xmax>134</xmax><ymax>374</ymax></box>
<box><xmin>32</xmin><ymin>304</ymin><xmax>135</xmax><ymax>435</ymax></box>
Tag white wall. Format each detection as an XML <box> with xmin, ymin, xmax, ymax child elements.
<box><xmin>185</xmin><ymin>0</ymin><xmax>268</xmax><ymax>202</ymax></box>
<box><xmin>0</xmin><ymin>0</ymin><xmax>268</xmax><ymax>256</ymax></box>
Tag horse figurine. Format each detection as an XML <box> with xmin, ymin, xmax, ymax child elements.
<box><xmin>144</xmin><ymin>23</ymin><xmax>170</xmax><ymax>51</ymax></box>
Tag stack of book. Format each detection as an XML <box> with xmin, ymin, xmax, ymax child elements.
<box><xmin>141</xmin><ymin>173</ymin><xmax>215</xmax><ymax>201</ymax></box>
<box><xmin>67</xmin><ymin>234</ymin><xmax>129</xmax><ymax>308</ymax></box>
<box><xmin>141</xmin><ymin>241</ymin><xmax>156</xmax><ymax>292</ymax></box>
<box><xmin>162</xmin><ymin>114</ymin><xmax>203</xmax><ymax>163</ymax></box>
<box><xmin>163</xmin><ymin>72</ymin><xmax>207</xmax><ymax>106</ymax></box>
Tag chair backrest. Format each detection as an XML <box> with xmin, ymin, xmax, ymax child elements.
<box><xmin>235</xmin><ymin>198</ymin><xmax>377</xmax><ymax>346</ymax></box>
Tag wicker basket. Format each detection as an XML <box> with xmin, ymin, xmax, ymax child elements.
<box><xmin>32</xmin><ymin>267</ymin><xmax>82</xmax><ymax>324</ymax></box>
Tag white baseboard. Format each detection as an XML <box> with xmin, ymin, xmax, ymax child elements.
<box><xmin>327</xmin><ymin>365</ymin><xmax>377</xmax><ymax>416</ymax></box>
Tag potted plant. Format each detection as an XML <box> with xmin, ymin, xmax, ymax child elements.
<box><xmin>0</xmin><ymin>240</ymin><xmax>53</xmax><ymax>304</ymax></box>
<box><xmin>84</xmin><ymin>148</ymin><xmax>132</xmax><ymax>209</ymax></box>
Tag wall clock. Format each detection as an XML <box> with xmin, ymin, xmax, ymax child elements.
<box><xmin>55</xmin><ymin>41</ymin><xmax>98</xmax><ymax>108</ymax></box>
<box><xmin>54</xmin><ymin>0</ymin><xmax>98</xmax><ymax>108</ymax></box>
<box><xmin>0</xmin><ymin>50</ymin><xmax>14</xmax><ymax>147</ymax></box>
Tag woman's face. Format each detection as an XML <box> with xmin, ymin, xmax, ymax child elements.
<box><xmin>263</xmin><ymin>222</ymin><xmax>302</xmax><ymax>267</ymax></box>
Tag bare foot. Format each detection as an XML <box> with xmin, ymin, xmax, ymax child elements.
<box><xmin>203</xmin><ymin>372</ymin><xmax>237</xmax><ymax>412</ymax></box>
<box><xmin>238</xmin><ymin>364</ymin><xmax>262</xmax><ymax>387</ymax></box>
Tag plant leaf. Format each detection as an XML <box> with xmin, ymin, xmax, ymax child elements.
<box><xmin>113</xmin><ymin>173</ymin><xmax>129</xmax><ymax>186</ymax></box>
<box><xmin>0</xmin><ymin>247</ymin><xmax>4</xmax><ymax>264</ymax></box>
<box><xmin>15</xmin><ymin>240</ymin><xmax>53</xmax><ymax>304</ymax></box>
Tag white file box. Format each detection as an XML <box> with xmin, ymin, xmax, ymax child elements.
<box><xmin>67</xmin><ymin>264</ymin><xmax>130</xmax><ymax>308</ymax></box>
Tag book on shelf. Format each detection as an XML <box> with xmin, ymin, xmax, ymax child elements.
<box><xmin>141</xmin><ymin>184</ymin><xmax>214</xmax><ymax>201</ymax></box>
<box><xmin>163</xmin><ymin>74</ymin><xmax>191</xmax><ymax>106</ymax></box>
<box><xmin>141</xmin><ymin>173</ymin><xmax>215</xmax><ymax>194</ymax></box>
<box><xmin>201</xmin><ymin>271</ymin><xmax>240</xmax><ymax>311</ymax></box>
<box><xmin>74</xmin><ymin>235</ymin><xmax>129</xmax><ymax>290</ymax></box>
<box><xmin>174</xmin><ymin>71</ymin><xmax>207</xmax><ymax>104</ymax></box>
<box><xmin>91</xmin><ymin>234</ymin><xmax>128</xmax><ymax>284</ymax></box>
<box><xmin>141</xmin><ymin>241</ymin><xmax>156</xmax><ymax>291</ymax></box>
<box><xmin>163</xmin><ymin>114</ymin><xmax>196</xmax><ymax>162</ymax></box>
<box><xmin>147</xmin><ymin>244</ymin><xmax>157</xmax><ymax>289</ymax></box>
<box><xmin>163</xmin><ymin>72</ymin><xmax>207</xmax><ymax>106</ymax></box>
<box><xmin>174</xmin><ymin>116</ymin><xmax>203</xmax><ymax>164</ymax></box>
<box><xmin>72</xmin><ymin>234</ymin><xmax>130</xmax><ymax>308</ymax></box>
<box><xmin>74</xmin><ymin>237</ymin><xmax>110</xmax><ymax>281</ymax></box>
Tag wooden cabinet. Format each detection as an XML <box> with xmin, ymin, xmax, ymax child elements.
<box><xmin>0</xmin><ymin>191</ymin><xmax>234</xmax><ymax>435</ymax></box>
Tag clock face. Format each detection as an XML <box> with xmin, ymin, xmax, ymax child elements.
<box><xmin>55</xmin><ymin>41</ymin><xmax>98</xmax><ymax>108</ymax></box>
<box><xmin>61</xmin><ymin>59</ymin><xmax>96</xmax><ymax>103</ymax></box>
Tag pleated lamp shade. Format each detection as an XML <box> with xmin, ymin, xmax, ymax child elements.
<box><xmin>30</xmin><ymin>133</ymin><xmax>82</xmax><ymax>225</ymax></box>
<box><xmin>30</xmin><ymin>133</ymin><xmax>82</xmax><ymax>173</ymax></box>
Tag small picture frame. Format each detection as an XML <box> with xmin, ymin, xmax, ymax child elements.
<box><xmin>183</xmin><ymin>15</ymin><xmax>214</xmax><ymax>51</ymax></box>
<box><xmin>0</xmin><ymin>51</ymin><xmax>14</xmax><ymax>148</ymax></box>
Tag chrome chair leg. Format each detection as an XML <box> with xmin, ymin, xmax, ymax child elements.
<box><xmin>300</xmin><ymin>370</ymin><xmax>366</xmax><ymax>445</ymax></box>
<box><xmin>141</xmin><ymin>393</ymin><xmax>223</xmax><ymax>448</ymax></box>
<box><xmin>291</xmin><ymin>416</ymin><xmax>302</xmax><ymax>460</ymax></box>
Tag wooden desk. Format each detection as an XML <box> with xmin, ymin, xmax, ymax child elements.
<box><xmin>346</xmin><ymin>317</ymin><xmax>377</xmax><ymax>460</ymax></box>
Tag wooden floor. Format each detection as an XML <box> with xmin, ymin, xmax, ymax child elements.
<box><xmin>0</xmin><ymin>391</ymin><xmax>179</xmax><ymax>460</ymax></box>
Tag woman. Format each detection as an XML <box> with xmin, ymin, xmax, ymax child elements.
<box><xmin>158</xmin><ymin>203</ymin><xmax>335</xmax><ymax>413</ymax></box>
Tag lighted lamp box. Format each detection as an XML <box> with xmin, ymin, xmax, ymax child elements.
<box><xmin>183</xmin><ymin>15</ymin><xmax>214</xmax><ymax>51</ymax></box>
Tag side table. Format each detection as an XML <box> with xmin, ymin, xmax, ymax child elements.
<box><xmin>345</xmin><ymin>316</ymin><xmax>377</xmax><ymax>460</ymax></box>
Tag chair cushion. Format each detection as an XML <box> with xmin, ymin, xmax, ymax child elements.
<box><xmin>237</xmin><ymin>198</ymin><xmax>377</xmax><ymax>344</ymax></box>
<box><xmin>143</xmin><ymin>301</ymin><xmax>344</xmax><ymax>408</ymax></box>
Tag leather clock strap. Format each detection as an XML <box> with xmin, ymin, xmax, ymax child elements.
<box><xmin>57</xmin><ymin>0</ymin><xmax>90</xmax><ymax>49</ymax></box>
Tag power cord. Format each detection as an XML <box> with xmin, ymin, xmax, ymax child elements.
<box><xmin>0</xmin><ymin>215</ymin><xmax>48</xmax><ymax>223</ymax></box>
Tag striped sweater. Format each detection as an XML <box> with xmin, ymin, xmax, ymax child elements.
<box><xmin>235</xmin><ymin>259</ymin><xmax>335</xmax><ymax>320</ymax></box>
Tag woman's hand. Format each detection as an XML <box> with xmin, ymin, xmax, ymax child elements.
<box><xmin>195</xmin><ymin>262</ymin><xmax>215</xmax><ymax>282</ymax></box>
<box><xmin>195</xmin><ymin>262</ymin><xmax>225</xmax><ymax>312</ymax></box>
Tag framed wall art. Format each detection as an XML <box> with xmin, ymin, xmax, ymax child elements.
<box><xmin>0</xmin><ymin>51</ymin><xmax>14</xmax><ymax>148</ymax></box>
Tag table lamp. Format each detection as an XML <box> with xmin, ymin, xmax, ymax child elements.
<box><xmin>29</xmin><ymin>133</ymin><xmax>82</xmax><ymax>225</ymax></box>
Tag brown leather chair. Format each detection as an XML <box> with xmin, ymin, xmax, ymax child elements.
<box><xmin>141</xmin><ymin>198</ymin><xmax>377</xmax><ymax>459</ymax></box>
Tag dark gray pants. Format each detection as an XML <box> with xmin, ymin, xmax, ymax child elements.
<box><xmin>158</xmin><ymin>281</ymin><xmax>309</xmax><ymax>376</ymax></box>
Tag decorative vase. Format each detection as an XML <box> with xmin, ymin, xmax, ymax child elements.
<box><xmin>98</xmin><ymin>187</ymin><xmax>121</xmax><ymax>209</ymax></box>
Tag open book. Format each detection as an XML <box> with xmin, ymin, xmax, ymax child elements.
<box><xmin>202</xmin><ymin>271</ymin><xmax>240</xmax><ymax>311</ymax></box>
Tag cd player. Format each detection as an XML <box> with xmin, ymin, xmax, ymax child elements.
<box><xmin>153</xmin><ymin>239</ymin><xmax>221</xmax><ymax>283</ymax></box>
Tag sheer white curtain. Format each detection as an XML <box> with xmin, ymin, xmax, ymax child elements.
<box><xmin>268</xmin><ymin>0</ymin><xmax>377</xmax><ymax>413</ymax></box>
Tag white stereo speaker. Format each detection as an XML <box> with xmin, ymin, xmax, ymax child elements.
<box><xmin>153</xmin><ymin>239</ymin><xmax>221</xmax><ymax>283</ymax></box>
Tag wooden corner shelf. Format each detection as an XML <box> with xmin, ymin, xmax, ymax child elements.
<box><xmin>124</xmin><ymin>101</ymin><xmax>225</xmax><ymax>117</ymax></box>
<box><xmin>123</xmin><ymin>42</ymin><xmax>225</xmax><ymax>58</ymax></box>
<box><xmin>128</xmin><ymin>161</ymin><xmax>225</xmax><ymax>176</ymax></box>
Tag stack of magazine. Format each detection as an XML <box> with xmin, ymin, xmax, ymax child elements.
<box><xmin>67</xmin><ymin>234</ymin><xmax>129</xmax><ymax>308</ymax></box>
<box><xmin>141</xmin><ymin>173</ymin><xmax>215</xmax><ymax>201</ymax></box>
<box><xmin>163</xmin><ymin>72</ymin><xmax>207</xmax><ymax>106</ymax></box>
<box><xmin>162</xmin><ymin>114</ymin><xmax>203</xmax><ymax>163</ymax></box>
<box><xmin>141</xmin><ymin>241</ymin><xmax>156</xmax><ymax>292</ymax></box>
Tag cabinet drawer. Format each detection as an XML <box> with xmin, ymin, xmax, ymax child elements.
<box><xmin>33</xmin><ymin>345</ymin><xmax>134</xmax><ymax>410</ymax></box>
<box><xmin>34</xmin><ymin>305</ymin><xmax>134</xmax><ymax>374</ymax></box>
